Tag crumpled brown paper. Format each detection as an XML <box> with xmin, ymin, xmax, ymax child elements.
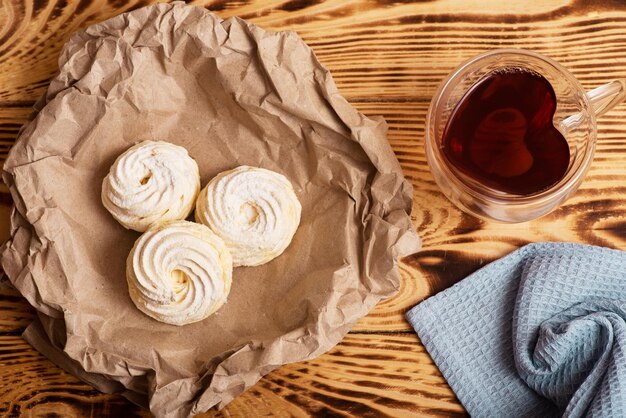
<box><xmin>1</xmin><ymin>3</ymin><xmax>420</xmax><ymax>417</ymax></box>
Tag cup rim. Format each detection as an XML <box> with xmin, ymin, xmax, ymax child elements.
<box><xmin>426</xmin><ymin>48</ymin><xmax>597</xmax><ymax>207</ymax></box>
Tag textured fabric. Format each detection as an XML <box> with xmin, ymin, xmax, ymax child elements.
<box><xmin>406</xmin><ymin>243</ymin><xmax>626</xmax><ymax>418</ymax></box>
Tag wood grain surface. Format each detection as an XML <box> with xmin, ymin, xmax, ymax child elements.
<box><xmin>2</xmin><ymin>0</ymin><xmax>626</xmax><ymax>416</ymax></box>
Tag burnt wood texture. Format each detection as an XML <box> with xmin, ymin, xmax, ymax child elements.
<box><xmin>2</xmin><ymin>0</ymin><xmax>626</xmax><ymax>416</ymax></box>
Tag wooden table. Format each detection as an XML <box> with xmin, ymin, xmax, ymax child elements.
<box><xmin>1</xmin><ymin>0</ymin><xmax>626</xmax><ymax>416</ymax></box>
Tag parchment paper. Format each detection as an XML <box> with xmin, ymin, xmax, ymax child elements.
<box><xmin>1</xmin><ymin>3</ymin><xmax>420</xmax><ymax>417</ymax></box>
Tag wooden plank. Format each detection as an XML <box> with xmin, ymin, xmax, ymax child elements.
<box><xmin>2</xmin><ymin>102</ymin><xmax>626</xmax><ymax>332</ymax></box>
<box><xmin>0</xmin><ymin>335</ymin><xmax>150</xmax><ymax>417</ymax></box>
<box><xmin>0</xmin><ymin>286</ymin><xmax>35</xmax><ymax>333</ymax></box>
<box><xmin>3</xmin><ymin>0</ymin><xmax>626</xmax><ymax>102</ymax></box>
<box><xmin>0</xmin><ymin>104</ymin><xmax>30</xmax><ymax>165</ymax></box>
<box><xmin>0</xmin><ymin>333</ymin><xmax>466</xmax><ymax>417</ymax></box>
<box><xmin>4</xmin><ymin>102</ymin><xmax>626</xmax><ymax>203</ymax></box>
<box><xmin>2</xmin><ymin>1</ymin><xmax>626</xmax><ymax>415</ymax></box>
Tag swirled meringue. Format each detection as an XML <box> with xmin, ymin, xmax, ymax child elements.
<box><xmin>102</xmin><ymin>141</ymin><xmax>200</xmax><ymax>232</ymax></box>
<box><xmin>195</xmin><ymin>166</ymin><xmax>301</xmax><ymax>267</ymax></box>
<box><xmin>126</xmin><ymin>220</ymin><xmax>233</xmax><ymax>325</ymax></box>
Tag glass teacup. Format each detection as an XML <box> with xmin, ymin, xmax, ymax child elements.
<box><xmin>425</xmin><ymin>49</ymin><xmax>626</xmax><ymax>223</ymax></box>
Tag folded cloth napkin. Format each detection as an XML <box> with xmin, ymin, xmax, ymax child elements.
<box><xmin>406</xmin><ymin>242</ymin><xmax>626</xmax><ymax>418</ymax></box>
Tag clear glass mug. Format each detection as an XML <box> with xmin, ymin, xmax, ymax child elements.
<box><xmin>425</xmin><ymin>49</ymin><xmax>626</xmax><ymax>223</ymax></box>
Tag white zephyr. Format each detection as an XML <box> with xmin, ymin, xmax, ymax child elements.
<box><xmin>126</xmin><ymin>220</ymin><xmax>233</xmax><ymax>325</ymax></box>
<box><xmin>102</xmin><ymin>140</ymin><xmax>200</xmax><ymax>232</ymax></box>
<box><xmin>195</xmin><ymin>166</ymin><xmax>302</xmax><ymax>267</ymax></box>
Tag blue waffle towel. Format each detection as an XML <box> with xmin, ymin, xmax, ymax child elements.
<box><xmin>406</xmin><ymin>242</ymin><xmax>626</xmax><ymax>418</ymax></box>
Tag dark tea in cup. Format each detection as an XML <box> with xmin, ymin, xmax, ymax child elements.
<box><xmin>425</xmin><ymin>49</ymin><xmax>626</xmax><ymax>222</ymax></box>
<box><xmin>441</xmin><ymin>67</ymin><xmax>570</xmax><ymax>195</ymax></box>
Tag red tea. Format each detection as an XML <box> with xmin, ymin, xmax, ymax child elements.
<box><xmin>442</xmin><ymin>67</ymin><xmax>570</xmax><ymax>195</ymax></box>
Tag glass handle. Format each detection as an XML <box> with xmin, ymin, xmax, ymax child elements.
<box><xmin>560</xmin><ymin>79</ymin><xmax>626</xmax><ymax>134</ymax></box>
<box><xmin>586</xmin><ymin>79</ymin><xmax>626</xmax><ymax>118</ymax></box>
